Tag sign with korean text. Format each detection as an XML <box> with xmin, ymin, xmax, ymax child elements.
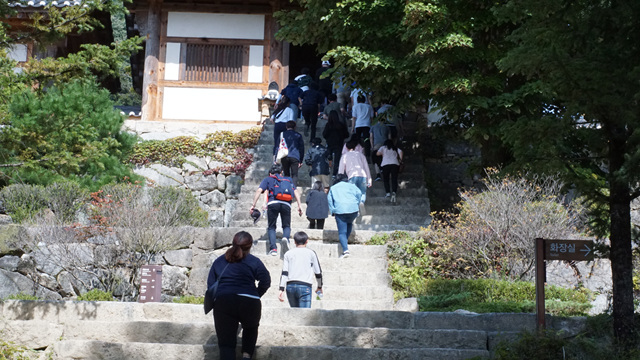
<box><xmin>139</xmin><ymin>265</ymin><xmax>162</xmax><ymax>303</ymax></box>
<box><xmin>544</xmin><ymin>239</ymin><xmax>594</xmax><ymax>261</ymax></box>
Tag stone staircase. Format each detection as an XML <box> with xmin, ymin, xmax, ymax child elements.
<box><xmin>2</xmin><ymin>118</ymin><xmax>532</xmax><ymax>360</ymax></box>
<box><xmin>7</xmin><ymin>299</ymin><xmax>583</xmax><ymax>359</ymax></box>
<box><xmin>229</xmin><ymin>119</ymin><xmax>432</xmax><ymax>233</ymax></box>
<box><xmin>2</xmin><ymin>299</ymin><xmax>585</xmax><ymax>359</ymax></box>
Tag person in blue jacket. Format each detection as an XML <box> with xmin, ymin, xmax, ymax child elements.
<box><xmin>327</xmin><ymin>173</ymin><xmax>362</xmax><ymax>258</ymax></box>
<box><xmin>207</xmin><ymin>231</ymin><xmax>271</xmax><ymax>360</ymax></box>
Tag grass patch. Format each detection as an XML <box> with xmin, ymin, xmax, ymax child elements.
<box><xmin>490</xmin><ymin>314</ymin><xmax>640</xmax><ymax>360</ymax></box>
<box><xmin>418</xmin><ymin>278</ymin><xmax>593</xmax><ymax>316</ymax></box>
<box><xmin>172</xmin><ymin>295</ymin><xmax>204</xmax><ymax>304</ymax></box>
<box><xmin>76</xmin><ymin>289</ymin><xmax>114</xmax><ymax>302</ymax></box>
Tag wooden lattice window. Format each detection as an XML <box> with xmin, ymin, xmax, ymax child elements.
<box><xmin>183</xmin><ymin>44</ymin><xmax>248</xmax><ymax>82</ymax></box>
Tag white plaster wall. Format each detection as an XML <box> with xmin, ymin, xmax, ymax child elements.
<box><xmin>162</xmin><ymin>87</ymin><xmax>262</xmax><ymax>122</ymax></box>
<box><xmin>167</xmin><ymin>13</ymin><xmax>265</xmax><ymax>40</ymax></box>
<box><xmin>165</xmin><ymin>43</ymin><xmax>181</xmax><ymax>81</ymax></box>
<box><xmin>248</xmin><ymin>45</ymin><xmax>263</xmax><ymax>83</ymax></box>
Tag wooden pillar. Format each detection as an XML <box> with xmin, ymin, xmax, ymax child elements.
<box><xmin>141</xmin><ymin>0</ymin><xmax>162</xmax><ymax>121</ymax></box>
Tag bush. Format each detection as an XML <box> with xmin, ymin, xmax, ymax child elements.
<box><xmin>44</xmin><ymin>181</ymin><xmax>89</xmax><ymax>223</ymax></box>
<box><xmin>173</xmin><ymin>295</ymin><xmax>204</xmax><ymax>304</ymax></box>
<box><xmin>0</xmin><ymin>79</ymin><xmax>140</xmax><ymax>191</ymax></box>
<box><xmin>0</xmin><ymin>184</ymin><xmax>47</xmax><ymax>223</ymax></box>
<box><xmin>3</xmin><ymin>293</ymin><xmax>39</xmax><ymax>301</ymax></box>
<box><xmin>76</xmin><ymin>289</ymin><xmax>114</xmax><ymax>301</ymax></box>
<box><xmin>492</xmin><ymin>315</ymin><xmax>640</xmax><ymax>360</ymax></box>
<box><xmin>424</xmin><ymin>170</ymin><xmax>589</xmax><ymax>280</ymax></box>
<box><xmin>0</xmin><ymin>340</ymin><xmax>32</xmax><ymax>360</ymax></box>
<box><xmin>128</xmin><ymin>127</ymin><xmax>262</xmax><ymax>177</ymax></box>
<box><xmin>418</xmin><ymin>278</ymin><xmax>593</xmax><ymax>316</ymax></box>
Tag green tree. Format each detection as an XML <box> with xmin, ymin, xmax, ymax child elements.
<box><xmin>0</xmin><ymin>0</ymin><xmax>142</xmax><ymax>188</ymax></box>
<box><xmin>0</xmin><ymin>79</ymin><xmax>138</xmax><ymax>190</ymax></box>
<box><xmin>496</xmin><ymin>0</ymin><xmax>640</xmax><ymax>343</ymax></box>
<box><xmin>276</xmin><ymin>0</ymin><xmax>640</xmax><ymax>343</ymax></box>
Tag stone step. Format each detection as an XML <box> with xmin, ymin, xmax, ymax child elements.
<box><xmin>236</xmin><ymin>192</ymin><xmax>429</xmax><ymax>207</ymax></box>
<box><xmin>40</xmin><ymin>321</ymin><xmax>488</xmax><ymax>349</ymax></box>
<box><xmin>250</xmin><ymin>240</ymin><xmax>387</xmax><ymax>258</ymax></box>
<box><xmin>49</xmin><ymin>340</ymin><xmax>490</xmax><ymax>360</ymax></box>
<box><xmin>231</xmin><ymin>207</ymin><xmax>429</xmax><ymax>225</ymax></box>
<box><xmin>3</xmin><ymin>300</ymin><xmax>577</xmax><ymax>333</ymax></box>
<box><xmin>261</xmin><ymin>285</ymin><xmax>394</xmax><ymax>302</ymax></box>
<box><xmin>255</xmin><ymin>253</ymin><xmax>389</xmax><ymax>273</ymax></box>
<box><xmin>229</xmin><ymin>219</ymin><xmax>423</xmax><ymax>232</ymax></box>
<box><xmin>264</xmin><ymin>269</ymin><xmax>391</xmax><ymax>289</ymax></box>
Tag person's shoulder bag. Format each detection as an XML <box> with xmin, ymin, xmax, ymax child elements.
<box><xmin>204</xmin><ymin>262</ymin><xmax>230</xmax><ymax>314</ymax></box>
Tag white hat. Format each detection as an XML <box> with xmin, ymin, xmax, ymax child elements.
<box><xmin>322</xmin><ymin>60</ymin><xmax>331</xmax><ymax>66</ymax></box>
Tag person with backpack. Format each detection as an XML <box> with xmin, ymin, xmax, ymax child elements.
<box><xmin>281</xmin><ymin>121</ymin><xmax>305</xmax><ymax>187</ymax></box>
<box><xmin>250</xmin><ymin>164</ymin><xmax>303</xmax><ymax>256</ymax></box>
<box><xmin>304</xmin><ymin>137</ymin><xmax>331</xmax><ymax>190</ymax></box>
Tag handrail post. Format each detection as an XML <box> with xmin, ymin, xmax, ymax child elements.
<box><xmin>535</xmin><ymin>237</ymin><xmax>546</xmax><ymax>331</ymax></box>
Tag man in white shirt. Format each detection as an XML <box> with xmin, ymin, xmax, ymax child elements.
<box><xmin>351</xmin><ymin>94</ymin><xmax>374</xmax><ymax>157</ymax></box>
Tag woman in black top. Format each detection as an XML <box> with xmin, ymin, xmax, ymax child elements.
<box><xmin>207</xmin><ymin>231</ymin><xmax>271</xmax><ymax>360</ymax></box>
<box><xmin>322</xmin><ymin>110</ymin><xmax>349</xmax><ymax>176</ymax></box>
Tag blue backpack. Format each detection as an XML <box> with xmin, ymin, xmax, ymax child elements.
<box><xmin>269</xmin><ymin>175</ymin><xmax>294</xmax><ymax>202</ymax></box>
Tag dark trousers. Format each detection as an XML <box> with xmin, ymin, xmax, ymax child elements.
<box><xmin>382</xmin><ymin>164</ymin><xmax>400</xmax><ymax>193</ymax></box>
<box><xmin>308</xmin><ymin>218</ymin><xmax>325</xmax><ymax>229</ymax></box>
<box><xmin>280</xmin><ymin>156</ymin><xmax>300</xmax><ymax>187</ymax></box>
<box><xmin>302</xmin><ymin>105</ymin><xmax>319</xmax><ymax>139</ymax></box>
<box><xmin>327</xmin><ymin>146</ymin><xmax>343</xmax><ymax>176</ymax></box>
<box><xmin>213</xmin><ymin>294</ymin><xmax>262</xmax><ymax>360</ymax></box>
<box><xmin>371</xmin><ymin>150</ymin><xmax>383</xmax><ymax>173</ymax></box>
<box><xmin>355</xmin><ymin>126</ymin><xmax>371</xmax><ymax>157</ymax></box>
<box><xmin>267</xmin><ymin>202</ymin><xmax>291</xmax><ymax>250</ymax></box>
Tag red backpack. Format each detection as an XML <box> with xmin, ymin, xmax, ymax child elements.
<box><xmin>269</xmin><ymin>175</ymin><xmax>294</xmax><ymax>202</ymax></box>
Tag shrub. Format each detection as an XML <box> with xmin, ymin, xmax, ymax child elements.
<box><xmin>0</xmin><ymin>184</ymin><xmax>47</xmax><ymax>223</ymax></box>
<box><xmin>43</xmin><ymin>181</ymin><xmax>89</xmax><ymax>223</ymax></box>
<box><xmin>76</xmin><ymin>289</ymin><xmax>114</xmax><ymax>301</ymax></box>
<box><xmin>173</xmin><ymin>295</ymin><xmax>204</xmax><ymax>304</ymax></box>
<box><xmin>3</xmin><ymin>293</ymin><xmax>39</xmax><ymax>301</ymax></box>
<box><xmin>128</xmin><ymin>127</ymin><xmax>261</xmax><ymax>177</ymax></box>
<box><xmin>0</xmin><ymin>340</ymin><xmax>32</xmax><ymax>360</ymax></box>
<box><xmin>492</xmin><ymin>315</ymin><xmax>640</xmax><ymax>360</ymax></box>
<box><xmin>424</xmin><ymin>170</ymin><xmax>589</xmax><ymax>280</ymax></box>
<box><xmin>418</xmin><ymin>278</ymin><xmax>593</xmax><ymax>316</ymax></box>
<box><xmin>0</xmin><ymin>79</ymin><xmax>139</xmax><ymax>191</ymax></box>
<box><xmin>148</xmin><ymin>187</ymin><xmax>209</xmax><ymax>227</ymax></box>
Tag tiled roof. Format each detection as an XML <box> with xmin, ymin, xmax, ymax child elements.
<box><xmin>9</xmin><ymin>1</ymin><xmax>82</xmax><ymax>8</ymax></box>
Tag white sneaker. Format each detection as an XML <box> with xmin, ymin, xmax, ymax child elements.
<box><xmin>385</xmin><ymin>193</ymin><xmax>391</xmax><ymax>198</ymax></box>
<box><xmin>269</xmin><ymin>249</ymin><xmax>278</xmax><ymax>256</ymax></box>
<box><xmin>358</xmin><ymin>202</ymin><xmax>366</xmax><ymax>216</ymax></box>
<box><xmin>339</xmin><ymin>251</ymin><xmax>350</xmax><ymax>259</ymax></box>
<box><xmin>391</xmin><ymin>192</ymin><xmax>396</xmax><ymax>204</ymax></box>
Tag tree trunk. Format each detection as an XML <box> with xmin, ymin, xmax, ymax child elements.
<box><xmin>609</xmin><ymin>129</ymin><xmax>635</xmax><ymax>344</ymax></box>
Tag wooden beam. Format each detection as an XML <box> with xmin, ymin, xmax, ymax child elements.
<box><xmin>161</xmin><ymin>37</ymin><xmax>266</xmax><ymax>46</ymax></box>
<box><xmin>141</xmin><ymin>0</ymin><xmax>163</xmax><ymax>121</ymax></box>
<box><xmin>159</xmin><ymin>80</ymin><xmax>268</xmax><ymax>88</ymax></box>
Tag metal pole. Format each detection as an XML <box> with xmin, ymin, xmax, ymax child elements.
<box><xmin>535</xmin><ymin>237</ymin><xmax>546</xmax><ymax>330</ymax></box>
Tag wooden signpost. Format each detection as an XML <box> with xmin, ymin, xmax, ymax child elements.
<box><xmin>535</xmin><ymin>238</ymin><xmax>594</xmax><ymax>330</ymax></box>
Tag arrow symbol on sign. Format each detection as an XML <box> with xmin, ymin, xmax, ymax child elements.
<box><xmin>580</xmin><ymin>244</ymin><xmax>591</xmax><ymax>257</ymax></box>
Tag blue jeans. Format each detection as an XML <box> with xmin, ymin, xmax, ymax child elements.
<box><xmin>349</xmin><ymin>176</ymin><xmax>367</xmax><ymax>203</ymax></box>
<box><xmin>286</xmin><ymin>283</ymin><xmax>312</xmax><ymax>308</ymax></box>
<box><xmin>289</xmin><ymin>103</ymin><xmax>299</xmax><ymax>120</ymax></box>
<box><xmin>267</xmin><ymin>203</ymin><xmax>291</xmax><ymax>251</ymax></box>
<box><xmin>335</xmin><ymin>212</ymin><xmax>358</xmax><ymax>253</ymax></box>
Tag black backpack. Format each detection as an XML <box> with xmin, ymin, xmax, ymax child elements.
<box><xmin>269</xmin><ymin>175</ymin><xmax>294</xmax><ymax>202</ymax></box>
